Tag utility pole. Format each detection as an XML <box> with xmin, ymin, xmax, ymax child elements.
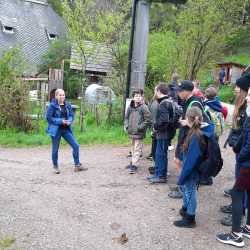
<box><xmin>125</xmin><ymin>0</ymin><xmax>187</xmax><ymax>98</ymax></box>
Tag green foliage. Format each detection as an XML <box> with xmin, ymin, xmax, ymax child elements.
<box><xmin>0</xmin><ymin>48</ymin><xmax>32</xmax><ymax>131</ymax></box>
<box><xmin>218</xmin><ymin>85</ymin><xmax>235</xmax><ymax>103</ymax></box>
<box><xmin>48</xmin><ymin>0</ymin><xmax>63</xmax><ymax>16</ymax></box>
<box><xmin>175</xmin><ymin>0</ymin><xmax>246</xmax><ymax>80</ymax></box>
<box><xmin>0</xmin><ymin>116</ymin><xmax>130</xmax><ymax>147</ymax></box>
<box><xmin>224</xmin><ymin>54</ymin><xmax>250</xmax><ymax>66</ymax></box>
<box><xmin>38</xmin><ymin>38</ymin><xmax>70</xmax><ymax>73</ymax></box>
<box><xmin>147</xmin><ymin>31</ymin><xmax>178</xmax><ymax>87</ymax></box>
<box><xmin>0</xmin><ymin>237</ymin><xmax>15</xmax><ymax>248</ymax></box>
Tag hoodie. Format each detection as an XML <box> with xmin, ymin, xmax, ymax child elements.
<box><xmin>205</xmin><ymin>96</ymin><xmax>222</xmax><ymax>113</ymax></box>
<box><xmin>178</xmin><ymin>122</ymin><xmax>214</xmax><ymax>185</ymax></box>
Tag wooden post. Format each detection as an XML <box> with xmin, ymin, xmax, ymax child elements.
<box><xmin>79</xmin><ymin>79</ymin><xmax>85</xmax><ymax>132</ymax></box>
<box><xmin>95</xmin><ymin>105</ymin><xmax>100</xmax><ymax>127</ymax></box>
<box><xmin>107</xmin><ymin>89</ymin><xmax>112</xmax><ymax>125</ymax></box>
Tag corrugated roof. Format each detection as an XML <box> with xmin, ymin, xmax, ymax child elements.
<box><xmin>0</xmin><ymin>0</ymin><xmax>66</xmax><ymax>75</ymax></box>
<box><xmin>70</xmin><ymin>41</ymin><xmax>113</xmax><ymax>74</ymax></box>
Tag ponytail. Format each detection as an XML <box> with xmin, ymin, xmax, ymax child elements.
<box><xmin>183</xmin><ymin>107</ymin><xmax>206</xmax><ymax>152</ymax></box>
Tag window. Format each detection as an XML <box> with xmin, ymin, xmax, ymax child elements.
<box><xmin>48</xmin><ymin>33</ymin><xmax>57</xmax><ymax>40</ymax></box>
<box><xmin>46</xmin><ymin>28</ymin><xmax>58</xmax><ymax>40</ymax></box>
<box><xmin>2</xmin><ymin>25</ymin><xmax>14</xmax><ymax>34</ymax></box>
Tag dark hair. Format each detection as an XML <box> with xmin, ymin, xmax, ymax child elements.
<box><xmin>205</xmin><ymin>86</ymin><xmax>218</xmax><ymax>99</ymax></box>
<box><xmin>132</xmin><ymin>88</ymin><xmax>144</xmax><ymax>97</ymax></box>
<box><xmin>156</xmin><ymin>83</ymin><xmax>168</xmax><ymax>95</ymax></box>
<box><xmin>183</xmin><ymin>107</ymin><xmax>206</xmax><ymax>153</ymax></box>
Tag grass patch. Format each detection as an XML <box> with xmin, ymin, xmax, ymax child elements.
<box><xmin>218</xmin><ymin>85</ymin><xmax>235</xmax><ymax>103</ymax></box>
<box><xmin>0</xmin><ymin>237</ymin><xmax>15</xmax><ymax>248</ymax></box>
<box><xmin>0</xmin><ymin>114</ymin><xmax>153</xmax><ymax>147</ymax></box>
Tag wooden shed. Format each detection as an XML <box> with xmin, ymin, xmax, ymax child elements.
<box><xmin>215</xmin><ymin>62</ymin><xmax>247</xmax><ymax>84</ymax></box>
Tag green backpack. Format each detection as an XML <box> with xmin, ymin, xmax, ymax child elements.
<box><xmin>204</xmin><ymin>106</ymin><xmax>224</xmax><ymax>137</ymax></box>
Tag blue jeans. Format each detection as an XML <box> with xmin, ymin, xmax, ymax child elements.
<box><xmin>155</xmin><ymin>139</ymin><xmax>170</xmax><ymax>178</ymax></box>
<box><xmin>181</xmin><ymin>178</ymin><xmax>198</xmax><ymax>216</ymax></box>
<box><xmin>51</xmin><ymin>128</ymin><xmax>80</xmax><ymax>167</ymax></box>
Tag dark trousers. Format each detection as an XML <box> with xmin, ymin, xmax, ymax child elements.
<box><xmin>150</xmin><ymin>135</ymin><xmax>157</xmax><ymax>161</ymax></box>
<box><xmin>232</xmin><ymin>189</ymin><xmax>250</xmax><ymax>232</ymax></box>
<box><xmin>155</xmin><ymin>139</ymin><xmax>170</xmax><ymax>178</ymax></box>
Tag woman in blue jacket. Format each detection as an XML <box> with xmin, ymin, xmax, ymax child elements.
<box><xmin>46</xmin><ymin>89</ymin><xmax>87</xmax><ymax>174</ymax></box>
<box><xmin>217</xmin><ymin>85</ymin><xmax>250</xmax><ymax>248</ymax></box>
<box><xmin>174</xmin><ymin>106</ymin><xmax>214</xmax><ymax>228</ymax></box>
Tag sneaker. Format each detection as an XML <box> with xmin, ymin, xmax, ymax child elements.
<box><xmin>149</xmin><ymin>176</ymin><xmax>167</xmax><ymax>184</ymax></box>
<box><xmin>74</xmin><ymin>164</ymin><xmax>88</xmax><ymax>172</ymax></box>
<box><xmin>146</xmin><ymin>155</ymin><xmax>153</xmax><ymax>161</ymax></box>
<box><xmin>174</xmin><ymin>214</ymin><xmax>196</xmax><ymax>228</ymax></box>
<box><xmin>168</xmin><ymin>145</ymin><xmax>174</xmax><ymax>151</ymax></box>
<box><xmin>125</xmin><ymin>163</ymin><xmax>132</xmax><ymax>169</ymax></box>
<box><xmin>148</xmin><ymin>166</ymin><xmax>155</xmax><ymax>175</ymax></box>
<box><xmin>216</xmin><ymin>232</ymin><xmax>244</xmax><ymax>248</ymax></box>
<box><xmin>241</xmin><ymin>225</ymin><xmax>250</xmax><ymax>239</ymax></box>
<box><xmin>129</xmin><ymin>165</ymin><xmax>138</xmax><ymax>174</ymax></box>
<box><xmin>146</xmin><ymin>175</ymin><xmax>156</xmax><ymax>180</ymax></box>
<box><xmin>169</xmin><ymin>186</ymin><xmax>179</xmax><ymax>192</ymax></box>
<box><xmin>224</xmin><ymin>188</ymin><xmax>233</xmax><ymax>198</ymax></box>
<box><xmin>168</xmin><ymin>189</ymin><xmax>183</xmax><ymax>199</ymax></box>
<box><xmin>127</xmin><ymin>151</ymin><xmax>132</xmax><ymax>158</ymax></box>
<box><xmin>199</xmin><ymin>177</ymin><xmax>213</xmax><ymax>186</ymax></box>
<box><xmin>221</xmin><ymin>214</ymin><xmax>232</xmax><ymax>227</ymax></box>
<box><xmin>220</xmin><ymin>204</ymin><xmax>232</xmax><ymax>214</ymax></box>
<box><xmin>53</xmin><ymin>168</ymin><xmax>60</xmax><ymax>174</ymax></box>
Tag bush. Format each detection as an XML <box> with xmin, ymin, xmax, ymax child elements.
<box><xmin>218</xmin><ymin>85</ymin><xmax>235</xmax><ymax>103</ymax></box>
<box><xmin>0</xmin><ymin>48</ymin><xmax>32</xmax><ymax>131</ymax></box>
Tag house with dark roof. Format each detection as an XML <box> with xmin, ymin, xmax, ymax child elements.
<box><xmin>0</xmin><ymin>0</ymin><xmax>66</xmax><ymax>76</ymax></box>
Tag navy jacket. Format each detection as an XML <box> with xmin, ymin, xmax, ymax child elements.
<box><xmin>154</xmin><ymin>96</ymin><xmax>176</xmax><ymax>140</ymax></box>
<box><xmin>178</xmin><ymin>123</ymin><xmax>214</xmax><ymax>185</ymax></box>
<box><xmin>46</xmin><ymin>98</ymin><xmax>74</xmax><ymax>137</ymax></box>
<box><xmin>237</xmin><ymin>117</ymin><xmax>250</xmax><ymax>169</ymax></box>
<box><xmin>205</xmin><ymin>97</ymin><xmax>222</xmax><ymax>113</ymax></box>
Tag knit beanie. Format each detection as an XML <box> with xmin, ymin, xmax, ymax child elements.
<box><xmin>236</xmin><ymin>73</ymin><xmax>250</xmax><ymax>92</ymax></box>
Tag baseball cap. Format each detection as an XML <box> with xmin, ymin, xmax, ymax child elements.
<box><xmin>177</xmin><ymin>80</ymin><xmax>194</xmax><ymax>92</ymax></box>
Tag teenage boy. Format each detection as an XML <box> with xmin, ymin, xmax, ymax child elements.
<box><xmin>147</xmin><ymin>83</ymin><xmax>176</xmax><ymax>184</ymax></box>
<box><xmin>125</xmin><ymin>89</ymin><xmax>151</xmax><ymax>174</ymax></box>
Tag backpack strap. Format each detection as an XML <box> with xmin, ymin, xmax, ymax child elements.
<box><xmin>189</xmin><ymin>100</ymin><xmax>211</xmax><ymax>122</ymax></box>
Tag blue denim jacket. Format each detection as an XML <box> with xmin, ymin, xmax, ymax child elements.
<box><xmin>46</xmin><ymin>99</ymin><xmax>74</xmax><ymax>137</ymax></box>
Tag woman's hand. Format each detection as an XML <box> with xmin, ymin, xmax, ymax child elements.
<box><xmin>179</xmin><ymin>119</ymin><xmax>188</xmax><ymax>127</ymax></box>
<box><xmin>174</xmin><ymin>157</ymin><xmax>182</xmax><ymax>172</ymax></box>
<box><xmin>62</xmin><ymin>120</ymin><xmax>71</xmax><ymax>126</ymax></box>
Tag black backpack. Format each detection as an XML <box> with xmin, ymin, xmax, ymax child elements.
<box><xmin>162</xmin><ymin>98</ymin><xmax>183</xmax><ymax>129</ymax></box>
<box><xmin>197</xmin><ymin>135</ymin><xmax>223</xmax><ymax>178</ymax></box>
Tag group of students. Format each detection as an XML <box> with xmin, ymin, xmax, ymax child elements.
<box><xmin>124</xmin><ymin>73</ymin><xmax>250</xmax><ymax>248</ymax></box>
<box><xmin>45</xmin><ymin>73</ymin><xmax>250</xmax><ymax>248</ymax></box>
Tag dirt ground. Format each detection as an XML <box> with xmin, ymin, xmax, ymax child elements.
<box><xmin>0</xmin><ymin>133</ymin><xmax>248</xmax><ymax>250</ymax></box>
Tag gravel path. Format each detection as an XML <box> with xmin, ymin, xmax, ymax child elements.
<box><xmin>0</xmin><ymin>133</ymin><xmax>247</xmax><ymax>250</ymax></box>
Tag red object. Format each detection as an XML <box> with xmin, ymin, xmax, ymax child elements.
<box><xmin>221</xmin><ymin>106</ymin><xmax>228</xmax><ymax>119</ymax></box>
<box><xmin>193</xmin><ymin>88</ymin><xmax>204</xmax><ymax>99</ymax></box>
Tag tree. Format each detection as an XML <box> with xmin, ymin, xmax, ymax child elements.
<box><xmin>147</xmin><ymin>31</ymin><xmax>177</xmax><ymax>87</ymax></box>
<box><xmin>38</xmin><ymin>38</ymin><xmax>71</xmax><ymax>74</ymax></box>
<box><xmin>175</xmin><ymin>0</ymin><xmax>248</xmax><ymax>80</ymax></box>
<box><xmin>48</xmin><ymin>0</ymin><xmax>63</xmax><ymax>16</ymax></box>
<box><xmin>62</xmin><ymin>0</ymin><xmax>130</xmax><ymax>131</ymax></box>
<box><xmin>0</xmin><ymin>48</ymin><xmax>31</xmax><ymax>131</ymax></box>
